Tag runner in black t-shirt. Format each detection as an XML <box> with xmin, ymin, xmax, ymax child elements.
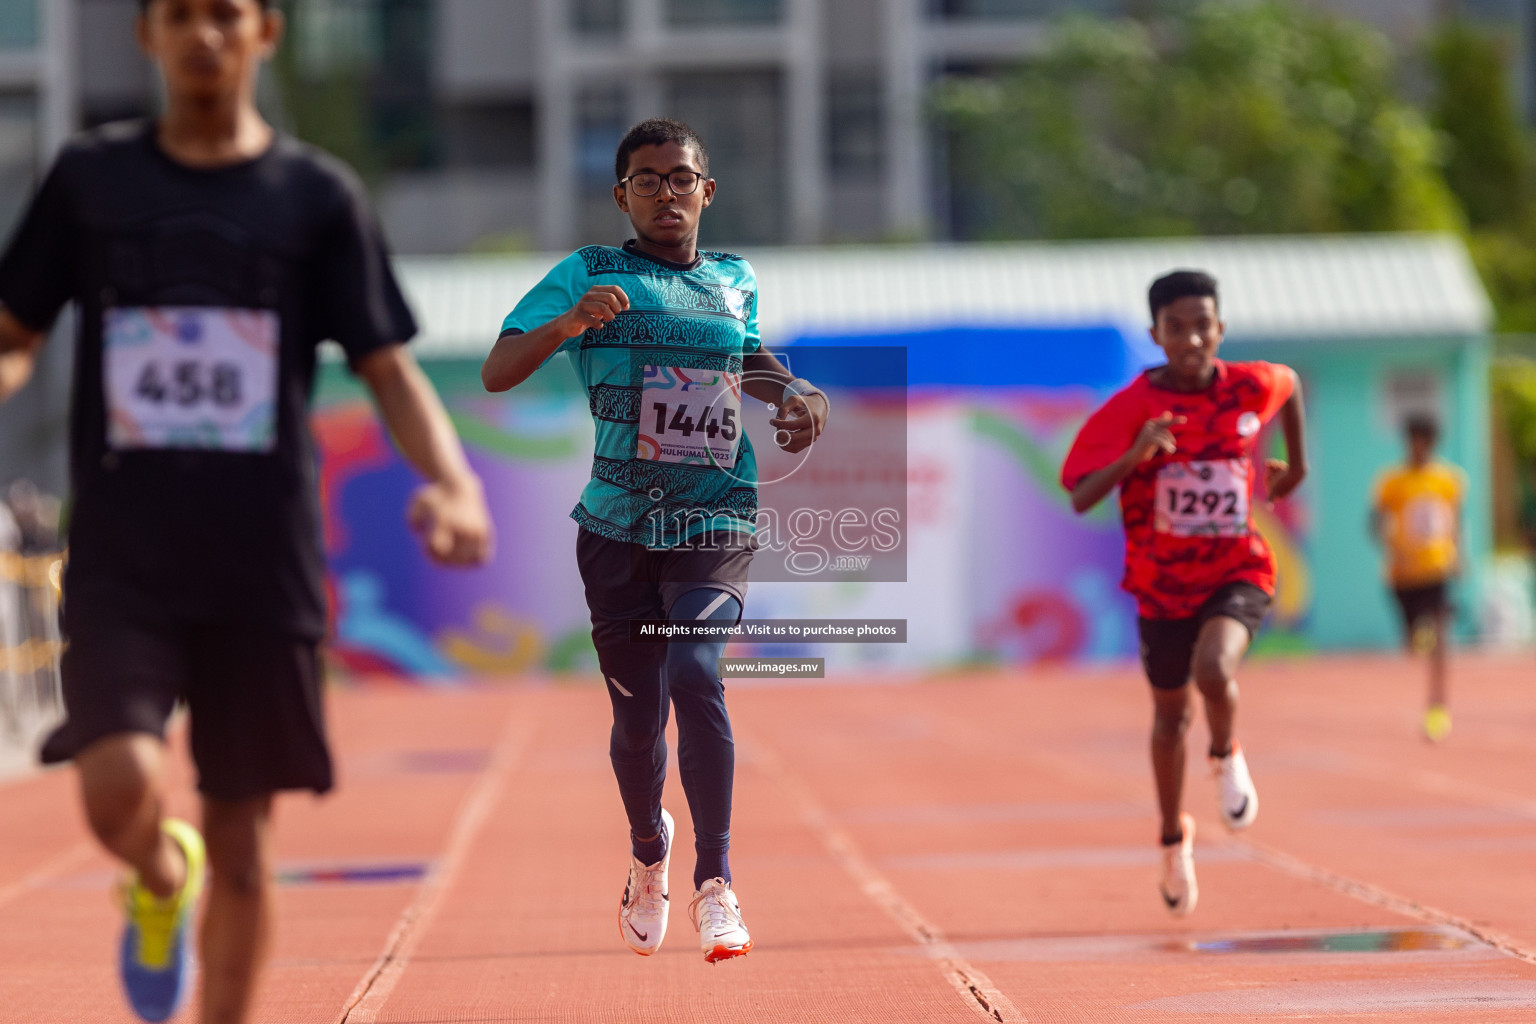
<box><xmin>0</xmin><ymin>3</ymin><xmax>492</xmax><ymax>1021</ymax></box>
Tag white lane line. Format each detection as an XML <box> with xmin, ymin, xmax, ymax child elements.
<box><xmin>747</xmin><ymin>735</ymin><xmax>1026</xmax><ymax>1023</ymax></box>
<box><xmin>1329</xmin><ymin>750</ymin><xmax>1536</xmax><ymax>821</ymax></box>
<box><xmin>1232</xmin><ymin>837</ymin><xmax>1536</xmax><ymax>968</ymax></box>
<box><xmin>1004</xmin><ymin>728</ymin><xmax>1536</xmax><ymax>970</ymax></box>
<box><xmin>335</xmin><ymin>707</ymin><xmax>534</xmax><ymax>1024</ymax></box>
<box><xmin>1018</xmin><ymin>725</ymin><xmax>1536</xmax><ymax>968</ymax></box>
<box><xmin>0</xmin><ymin>840</ymin><xmax>96</xmax><ymax>912</ymax></box>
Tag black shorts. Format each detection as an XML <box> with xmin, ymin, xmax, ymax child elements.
<box><xmin>40</xmin><ymin>600</ymin><xmax>333</xmax><ymax>801</ymax></box>
<box><xmin>1392</xmin><ymin>580</ymin><xmax>1449</xmax><ymax>635</ymax></box>
<box><xmin>1137</xmin><ymin>582</ymin><xmax>1272</xmax><ymax>691</ymax></box>
<box><xmin>577</xmin><ymin>527</ymin><xmax>752</xmax><ymax>653</ymax></box>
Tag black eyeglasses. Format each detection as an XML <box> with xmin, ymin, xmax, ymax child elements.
<box><xmin>619</xmin><ymin>171</ymin><xmax>703</xmax><ymax>197</ymax></box>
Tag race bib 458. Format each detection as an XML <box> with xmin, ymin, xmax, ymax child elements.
<box><xmin>637</xmin><ymin>365</ymin><xmax>742</xmax><ymax>468</ymax></box>
<box><xmin>104</xmin><ymin>306</ymin><xmax>279</xmax><ymax>452</ymax></box>
<box><xmin>1154</xmin><ymin>459</ymin><xmax>1251</xmax><ymax>537</ymax></box>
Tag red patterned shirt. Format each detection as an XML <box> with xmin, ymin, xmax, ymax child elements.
<box><xmin>1061</xmin><ymin>360</ymin><xmax>1296</xmax><ymax>620</ymax></box>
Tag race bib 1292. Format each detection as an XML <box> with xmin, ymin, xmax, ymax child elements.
<box><xmin>104</xmin><ymin>306</ymin><xmax>279</xmax><ymax>452</ymax></box>
<box><xmin>637</xmin><ymin>365</ymin><xmax>742</xmax><ymax>468</ymax></box>
<box><xmin>1154</xmin><ymin>459</ymin><xmax>1251</xmax><ymax>537</ymax></box>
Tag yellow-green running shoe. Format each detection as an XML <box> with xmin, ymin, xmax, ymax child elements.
<box><xmin>1423</xmin><ymin>705</ymin><xmax>1452</xmax><ymax>743</ymax></box>
<box><xmin>119</xmin><ymin>818</ymin><xmax>206</xmax><ymax>1022</ymax></box>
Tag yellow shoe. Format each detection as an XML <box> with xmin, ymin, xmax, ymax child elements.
<box><xmin>1423</xmin><ymin>705</ymin><xmax>1452</xmax><ymax>743</ymax></box>
<box><xmin>119</xmin><ymin>818</ymin><xmax>206</xmax><ymax>1022</ymax></box>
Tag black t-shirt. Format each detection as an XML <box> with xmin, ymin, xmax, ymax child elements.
<box><xmin>0</xmin><ymin>120</ymin><xmax>416</xmax><ymax>637</ymax></box>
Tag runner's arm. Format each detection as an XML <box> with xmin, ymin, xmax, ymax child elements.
<box><xmin>481</xmin><ymin>285</ymin><xmax>629</xmax><ymax>392</ymax></box>
<box><xmin>0</xmin><ymin>308</ymin><xmax>46</xmax><ymax>404</ymax></box>
<box><xmin>742</xmin><ymin>350</ymin><xmax>828</xmax><ymax>453</ymax></box>
<box><xmin>1264</xmin><ymin>381</ymin><xmax>1308</xmax><ymax>503</ymax></box>
<box><xmin>741</xmin><ymin>351</ymin><xmax>794</xmax><ymax>405</ymax></box>
<box><xmin>1069</xmin><ymin>453</ymin><xmax>1140</xmax><ymax>514</ymax></box>
<box><xmin>356</xmin><ymin>344</ymin><xmax>493</xmax><ymax>566</ymax></box>
<box><xmin>1069</xmin><ymin>412</ymin><xmax>1182</xmax><ymax>514</ymax></box>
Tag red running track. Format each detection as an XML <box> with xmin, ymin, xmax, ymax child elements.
<box><xmin>2</xmin><ymin>652</ymin><xmax>1536</xmax><ymax>1022</ymax></box>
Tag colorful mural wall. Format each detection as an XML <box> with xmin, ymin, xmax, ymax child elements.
<box><xmin>316</xmin><ymin>383</ymin><xmax>598</xmax><ymax>679</ymax></box>
<box><xmin>313</xmin><ymin>326</ymin><xmax>1316</xmax><ymax>678</ymax></box>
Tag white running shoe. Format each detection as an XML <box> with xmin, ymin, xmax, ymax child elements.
<box><xmin>619</xmin><ymin>808</ymin><xmax>673</xmax><ymax>955</ymax></box>
<box><xmin>1211</xmin><ymin>743</ymin><xmax>1259</xmax><ymax>831</ymax></box>
<box><xmin>689</xmin><ymin>877</ymin><xmax>753</xmax><ymax>963</ymax></box>
<box><xmin>1159</xmin><ymin>812</ymin><xmax>1198</xmax><ymax>917</ymax></box>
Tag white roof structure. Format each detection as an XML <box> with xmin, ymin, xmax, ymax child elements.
<box><xmin>395</xmin><ymin>232</ymin><xmax>1492</xmax><ymax>359</ymax></box>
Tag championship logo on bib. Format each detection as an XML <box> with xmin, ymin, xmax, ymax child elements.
<box><xmin>1154</xmin><ymin>459</ymin><xmax>1250</xmax><ymax>537</ymax></box>
<box><xmin>638</xmin><ymin>365</ymin><xmax>742</xmax><ymax>468</ymax></box>
<box><xmin>104</xmin><ymin>306</ymin><xmax>279</xmax><ymax>452</ymax></box>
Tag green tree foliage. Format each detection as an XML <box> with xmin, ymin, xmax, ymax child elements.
<box><xmin>936</xmin><ymin>1</ymin><xmax>1463</xmax><ymax>240</ymax></box>
<box><xmin>1493</xmin><ymin>356</ymin><xmax>1536</xmax><ymax>539</ymax></box>
<box><xmin>268</xmin><ymin>0</ymin><xmax>436</xmax><ymax>186</ymax></box>
<box><xmin>1428</xmin><ymin>20</ymin><xmax>1529</xmax><ymax>228</ymax></box>
<box><xmin>1494</xmin><ymin>358</ymin><xmax>1536</xmax><ymax>463</ymax></box>
<box><xmin>1471</xmin><ymin>233</ymin><xmax>1536</xmax><ymax>333</ymax></box>
<box><xmin>1426</xmin><ymin>20</ymin><xmax>1536</xmax><ymax>333</ymax></box>
<box><xmin>270</xmin><ymin>3</ymin><xmax>381</xmax><ymax>183</ymax></box>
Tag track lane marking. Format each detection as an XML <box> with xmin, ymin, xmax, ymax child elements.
<box><xmin>746</xmin><ymin>733</ymin><xmax>1026</xmax><ymax>1023</ymax></box>
<box><xmin>335</xmin><ymin>705</ymin><xmax>534</xmax><ymax>1024</ymax></box>
<box><xmin>1316</xmin><ymin>749</ymin><xmax>1536</xmax><ymax>821</ymax></box>
<box><xmin>1232</xmin><ymin>837</ymin><xmax>1536</xmax><ymax>967</ymax></box>
<box><xmin>951</xmin><ymin>710</ymin><xmax>1536</xmax><ymax>969</ymax></box>
<box><xmin>1017</xmin><ymin>733</ymin><xmax>1536</xmax><ymax>967</ymax></box>
<box><xmin>1229</xmin><ymin>746</ymin><xmax>1536</xmax><ymax>963</ymax></box>
<box><xmin>0</xmin><ymin>840</ymin><xmax>96</xmax><ymax>913</ymax></box>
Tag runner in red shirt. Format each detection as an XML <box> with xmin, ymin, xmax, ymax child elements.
<box><xmin>1061</xmin><ymin>270</ymin><xmax>1307</xmax><ymax>916</ymax></box>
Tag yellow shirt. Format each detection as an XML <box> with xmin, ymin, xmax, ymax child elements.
<box><xmin>1374</xmin><ymin>461</ymin><xmax>1464</xmax><ymax>586</ymax></box>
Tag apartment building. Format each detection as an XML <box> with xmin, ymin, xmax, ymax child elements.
<box><xmin>0</xmin><ymin>0</ymin><xmax>70</xmax><ymax>223</ymax></box>
<box><xmin>0</xmin><ymin>0</ymin><xmax>1525</xmax><ymax>490</ymax></box>
<box><xmin>51</xmin><ymin>1</ymin><xmax>1530</xmax><ymax>256</ymax></box>
<box><xmin>0</xmin><ymin>0</ymin><xmax>73</xmax><ymax>493</ymax></box>
<box><xmin>351</xmin><ymin>0</ymin><xmax>1074</xmax><ymax>252</ymax></box>
<box><xmin>0</xmin><ymin>0</ymin><xmax>1520</xmax><ymax>255</ymax></box>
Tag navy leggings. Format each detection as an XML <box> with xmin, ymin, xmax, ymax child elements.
<box><xmin>599</xmin><ymin>587</ymin><xmax>739</xmax><ymax>889</ymax></box>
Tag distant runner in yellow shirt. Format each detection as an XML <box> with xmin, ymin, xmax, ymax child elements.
<box><xmin>1371</xmin><ymin>415</ymin><xmax>1464</xmax><ymax>742</ymax></box>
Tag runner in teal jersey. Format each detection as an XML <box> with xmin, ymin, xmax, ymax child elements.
<box><xmin>484</xmin><ymin>119</ymin><xmax>829</xmax><ymax>963</ymax></box>
<box><xmin>497</xmin><ymin>241</ymin><xmax>764</xmax><ymax>548</ymax></box>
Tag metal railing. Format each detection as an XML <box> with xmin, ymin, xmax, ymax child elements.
<box><xmin>0</xmin><ymin>548</ymin><xmax>63</xmax><ymax>774</ymax></box>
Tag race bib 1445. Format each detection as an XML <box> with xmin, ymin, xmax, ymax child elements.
<box><xmin>104</xmin><ymin>307</ymin><xmax>279</xmax><ymax>452</ymax></box>
<box><xmin>637</xmin><ymin>365</ymin><xmax>742</xmax><ymax>468</ymax></box>
<box><xmin>1154</xmin><ymin>459</ymin><xmax>1251</xmax><ymax>537</ymax></box>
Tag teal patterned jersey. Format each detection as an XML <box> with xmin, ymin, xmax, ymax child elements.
<box><xmin>501</xmin><ymin>242</ymin><xmax>762</xmax><ymax>548</ymax></box>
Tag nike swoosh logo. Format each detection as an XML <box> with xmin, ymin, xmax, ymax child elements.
<box><xmin>628</xmin><ymin>922</ymin><xmax>649</xmax><ymax>942</ymax></box>
<box><xmin>1227</xmin><ymin>796</ymin><xmax>1249</xmax><ymax>820</ymax></box>
<box><xmin>1161</xmin><ymin>887</ymin><xmax>1181</xmax><ymax>909</ymax></box>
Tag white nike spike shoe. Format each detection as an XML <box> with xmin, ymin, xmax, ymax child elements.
<box><xmin>689</xmin><ymin>877</ymin><xmax>753</xmax><ymax>963</ymax></box>
<box><xmin>1160</xmin><ymin>812</ymin><xmax>1198</xmax><ymax>917</ymax></box>
<box><xmin>619</xmin><ymin>808</ymin><xmax>673</xmax><ymax>955</ymax></box>
<box><xmin>1211</xmin><ymin>743</ymin><xmax>1259</xmax><ymax>832</ymax></box>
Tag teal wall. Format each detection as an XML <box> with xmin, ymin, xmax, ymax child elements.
<box><xmin>1226</xmin><ymin>335</ymin><xmax>1492</xmax><ymax>650</ymax></box>
<box><xmin>359</xmin><ymin>332</ymin><xmax>1492</xmax><ymax>657</ymax></box>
